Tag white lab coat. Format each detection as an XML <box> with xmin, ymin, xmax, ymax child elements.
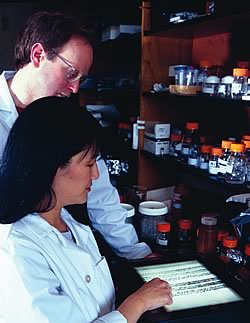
<box><xmin>0</xmin><ymin>71</ymin><xmax>152</xmax><ymax>260</ymax></box>
<box><xmin>0</xmin><ymin>209</ymin><xmax>127</xmax><ymax>323</ymax></box>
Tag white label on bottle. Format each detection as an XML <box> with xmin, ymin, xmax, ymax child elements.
<box><xmin>175</xmin><ymin>143</ymin><xmax>182</xmax><ymax>151</ymax></box>
<box><xmin>199</xmin><ymin>161</ymin><xmax>209</xmax><ymax>170</ymax></box>
<box><xmin>231</xmin><ymin>83</ymin><xmax>241</xmax><ymax>95</ymax></box>
<box><xmin>182</xmin><ymin>147</ymin><xmax>189</xmax><ymax>155</ymax></box>
<box><xmin>218</xmin><ymin>158</ymin><xmax>227</xmax><ymax>174</ymax></box>
<box><xmin>188</xmin><ymin>157</ymin><xmax>199</xmax><ymax>167</ymax></box>
<box><xmin>226</xmin><ymin>164</ymin><xmax>233</xmax><ymax>174</ymax></box>
<box><xmin>209</xmin><ymin>160</ymin><xmax>218</xmax><ymax>174</ymax></box>
<box><xmin>156</xmin><ymin>238</ymin><xmax>169</xmax><ymax>246</ymax></box>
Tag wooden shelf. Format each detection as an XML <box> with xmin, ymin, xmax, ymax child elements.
<box><xmin>142</xmin><ymin>150</ymin><xmax>250</xmax><ymax>198</ymax></box>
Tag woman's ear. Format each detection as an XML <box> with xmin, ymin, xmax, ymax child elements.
<box><xmin>30</xmin><ymin>43</ymin><xmax>46</xmax><ymax>67</ymax></box>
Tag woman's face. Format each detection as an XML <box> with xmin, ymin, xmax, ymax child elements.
<box><xmin>52</xmin><ymin>148</ymin><xmax>99</xmax><ymax>208</ymax></box>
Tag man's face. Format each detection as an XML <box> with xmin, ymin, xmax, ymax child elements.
<box><xmin>36</xmin><ymin>36</ymin><xmax>93</xmax><ymax>99</ymax></box>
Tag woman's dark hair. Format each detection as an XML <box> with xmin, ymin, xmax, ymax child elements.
<box><xmin>0</xmin><ymin>96</ymin><xmax>100</xmax><ymax>224</ymax></box>
<box><xmin>15</xmin><ymin>11</ymin><xmax>95</xmax><ymax>69</ymax></box>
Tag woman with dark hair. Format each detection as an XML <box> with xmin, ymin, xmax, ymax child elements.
<box><xmin>0</xmin><ymin>97</ymin><xmax>172</xmax><ymax>323</ymax></box>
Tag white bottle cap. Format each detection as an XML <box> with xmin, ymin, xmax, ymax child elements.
<box><xmin>121</xmin><ymin>203</ymin><xmax>135</xmax><ymax>218</ymax></box>
<box><xmin>201</xmin><ymin>215</ymin><xmax>217</xmax><ymax>226</ymax></box>
<box><xmin>139</xmin><ymin>201</ymin><xmax>168</xmax><ymax>216</ymax></box>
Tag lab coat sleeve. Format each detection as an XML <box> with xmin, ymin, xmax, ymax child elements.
<box><xmin>0</xmin><ymin>244</ymin><xmax>127</xmax><ymax>323</ymax></box>
<box><xmin>87</xmin><ymin>158</ymin><xmax>152</xmax><ymax>259</ymax></box>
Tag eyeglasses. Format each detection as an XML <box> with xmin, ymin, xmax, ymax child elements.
<box><xmin>53</xmin><ymin>51</ymin><xmax>87</xmax><ymax>83</ymax></box>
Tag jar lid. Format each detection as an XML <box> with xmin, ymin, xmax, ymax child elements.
<box><xmin>221</xmin><ymin>75</ymin><xmax>234</xmax><ymax>84</ymax></box>
<box><xmin>174</xmin><ymin>65</ymin><xmax>188</xmax><ymax>70</ymax></box>
<box><xmin>201</xmin><ymin>215</ymin><xmax>217</xmax><ymax>226</ymax></box>
<box><xmin>157</xmin><ymin>222</ymin><xmax>171</xmax><ymax>232</ymax></box>
<box><xmin>217</xmin><ymin>230</ymin><xmax>229</xmax><ymax>241</ymax></box>
<box><xmin>121</xmin><ymin>203</ymin><xmax>135</xmax><ymax>217</ymax></box>
<box><xmin>139</xmin><ymin>201</ymin><xmax>168</xmax><ymax>216</ymax></box>
<box><xmin>170</xmin><ymin>133</ymin><xmax>182</xmax><ymax>141</ymax></box>
<box><xmin>199</xmin><ymin>59</ymin><xmax>212</xmax><ymax>68</ymax></box>
<box><xmin>233</xmin><ymin>68</ymin><xmax>248</xmax><ymax>77</ymax></box>
<box><xmin>230</xmin><ymin>143</ymin><xmax>245</xmax><ymax>152</ymax></box>
<box><xmin>179</xmin><ymin>219</ymin><xmax>192</xmax><ymax>229</ymax></box>
<box><xmin>204</xmin><ymin>75</ymin><xmax>220</xmax><ymax>84</ymax></box>
<box><xmin>221</xmin><ymin>140</ymin><xmax>232</xmax><ymax>149</ymax></box>
<box><xmin>200</xmin><ymin>144</ymin><xmax>212</xmax><ymax>153</ymax></box>
<box><xmin>222</xmin><ymin>235</ymin><xmax>238</xmax><ymax>248</ymax></box>
<box><xmin>242</xmin><ymin>140</ymin><xmax>250</xmax><ymax>149</ymax></box>
<box><xmin>242</xmin><ymin>134</ymin><xmax>250</xmax><ymax>141</ymax></box>
<box><xmin>244</xmin><ymin>243</ymin><xmax>250</xmax><ymax>256</ymax></box>
<box><xmin>186</xmin><ymin>122</ymin><xmax>199</xmax><ymax>130</ymax></box>
<box><xmin>211</xmin><ymin>147</ymin><xmax>222</xmax><ymax>156</ymax></box>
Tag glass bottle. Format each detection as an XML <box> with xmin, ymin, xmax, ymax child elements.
<box><xmin>171</xmin><ymin>184</ymin><xmax>188</xmax><ymax>219</ymax></box>
<box><xmin>197</xmin><ymin>59</ymin><xmax>212</xmax><ymax>86</ymax></box>
<box><xmin>221</xmin><ymin>235</ymin><xmax>242</xmax><ymax>264</ymax></box>
<box><xmin>208</xmin><ymin>147</ymin><xmax>222</xmax><ymax>175</ymax></box>
<box><xmin>169</xmin><ymin>133</ymin><xmax>182</xmax><ymax>158</ymax></box>
<box><xmin>225</xmin><ymin>143</ymin><xmax>246</xmax><ymax>184</ymax></box>
<box><xmin>243</xmin><ymin>243</ymin><xmax>250</xmax><ymax>269</ymax></box>
<box><xmin>196</xmin><ymin>214</ymin><xmax>218</xmax><ymax>256</ymax></box>
<box><xmin>156</xmin><ymin>222</ymin><xmax>171</xmax><ymax>247</ymax></box>
<box><xmin>217</xmin><ymin>140</ymin><xmax>233</xmax><ymax>178</ymax></box>
<box><xmin>231</xmin><ymin>68</ymin><xmax>248</xmax><ymax>99</ymax></box>
<box><xmin>243</xmin><ymin>140</ymin><xmax>250</xmax><ymax>188</ymax></box>
<box><xmin>199</xmin><ymin>144</ymin><xmax>212</xmax><ymax>171</ymax></box>
<box><xmin>181</xmin><ymin>122</ymin><xmax>199</xmax><ymax>161</ymax></box>
<box><xmin>216</xmin><ymin>230</ymin><xmax>229</xmax><ymax>255</ymax></box>
<box><xmin>178</xmin><ymin>219</ymin><xmax>193</xmax><ymax>242</ymax></box>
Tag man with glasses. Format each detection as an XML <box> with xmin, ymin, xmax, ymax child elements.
<box><xmin>0</xmin><ymin>11</ymin><xmax>152</xmax><ymax>260</ymax></box>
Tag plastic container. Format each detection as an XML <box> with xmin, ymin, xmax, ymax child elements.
<box><xmin>156</xmin><ymin>222</ymin><xmax>171</xmax><ymax>246</ymax></box>
<box><xmin>196</xmin><ymin>214</ymin><xmax>218</xmax><ymax>255</ymax></box>
<box><xmin>174</xmin><ymin>65</ymin><xmax>188</xmax><ymax>85</ymax></box>
<box><xmin>121</xmin><ymin>203</ymin><xmax>135</xmax><ymax>224</ymax></box>
<box><xmin>139</xmin><ymin>201</ymin><xmax>168</xmax><ymax>242</ymax></box>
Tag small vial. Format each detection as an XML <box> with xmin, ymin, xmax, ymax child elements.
<box><xmin>217</xmin><ymin>140</ymin><xmax>233</xmax><ymax>178</ymax></box>
<box><xmin>231</xmin><ymin>68</ymin><xmax>248</xmax><ymax>99</ymax></box>
<box><xmin>156</xmin><ymin>222</ymin><xmax>171</xmax><ymax>246</ymax></box>
<box><xmin>243</xmin><ymin>243</ymin><xmax>250</xmax><ymax>269</ymax></box>
<box><xmin>208</xmin><ymin>147</ymin><xmax>222</xmax><ymax>175</ymax></box>
<box><xmin>216</xmin><ymin>230</ymin><xmax>229</xmax><ymax>254</ymax></box>
<box><xmin>199</xmin><ymin>144</ymin><xmax>212</xmax><ymax>170</ymax></box>
<box><xmin>178</xmin><ymin>219</ymin><xmax>193</xmax><ymax>242</ymax></box>
<box><xmin>169</xmin><ymin>133</ymin><xmax>182</xmax><ymax>158</ymax></box>
<box><xmin>221</xmin><ymin>235</ymin><xmax>242</xmax><ymax>264</ymax></box>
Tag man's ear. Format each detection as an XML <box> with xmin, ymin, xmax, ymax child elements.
<box><xmin>30</xmin><ymin>43</ymin><xmax>46</xmax><ymax>67</ymax></box>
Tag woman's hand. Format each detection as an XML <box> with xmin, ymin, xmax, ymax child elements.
<box><xmin>117</xmin><ymin>278</ymin><xmax>172</xmax><ymax>323</ymax></box>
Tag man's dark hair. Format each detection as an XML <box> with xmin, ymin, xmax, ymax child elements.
<box><xmin>15</xmin><ymin>11</ymin><xmax>94</xmax><ymax>70</ymax></box>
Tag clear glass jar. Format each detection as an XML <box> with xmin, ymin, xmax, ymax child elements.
<box><xmin>217</xmin><ymin>140</ymin><xmax>233</xmax><ymax>178</ymax></box>
<box><xmin>208</xmin><ymin>147</ymin><xmax>222</xmax><ymax>175</ymax></box>
<box><xmin>199</xmin><ymin>144</ymin><xmax>212</xmax><ymax>170</ymax></box>
<box><xmin>231</xmin><ymin>68</ymin><xmax>248</xmax><ymax>99</ymax></box>
<box><xmin>174</xmin><ymin>65</ymin><xmax>188</xmax><ymax>85</ymax></box>
<box><xmin>225</xmin><ymin>143</ymin><xmax>246</xmax><ymax>184</ymax></box>
<box><xmin>139</xmin><ymin>201</ymin><xmax>168</xmax><ymax>242</ymax></box>
<box><xmin>156</xmin><ymin>222</ymin><xmax>171</xmax><ymax>246</ymax></box>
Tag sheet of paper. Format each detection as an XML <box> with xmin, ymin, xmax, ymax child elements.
<box><xmin>134</xmin><ymin>260</ymin><xmax>243</xmax><ymax>312</ymax></box>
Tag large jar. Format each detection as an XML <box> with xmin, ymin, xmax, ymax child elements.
<box><xmin>138</xmin><ymin>201</ymin><xmax>168</xmax><ymax>242</ymax></box>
